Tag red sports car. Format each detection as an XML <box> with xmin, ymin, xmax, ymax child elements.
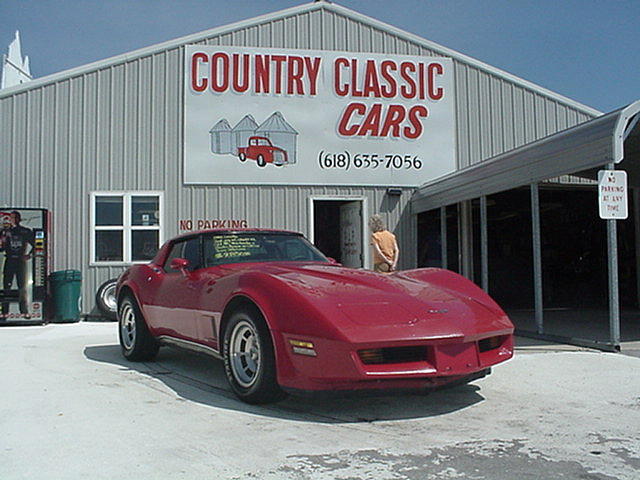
<box><xmin>116</xmin><ymin>229</ymin><xmax>514</xmax><ymax>404</ymax></box>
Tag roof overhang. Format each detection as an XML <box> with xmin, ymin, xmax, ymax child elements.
<box><xmin>411</xmin><ymin>99</ymin><xmax>640</xmax><ymax>214</ymax></box>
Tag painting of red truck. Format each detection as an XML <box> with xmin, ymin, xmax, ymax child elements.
<box><xmin>238</xmin><ymin>136</ymin><xmax>288</xmax><ymax>167</ymax></box>
<box><xmin>209</xmin><ymin>112</ymin><xmax>298</xmax><ymax>168</ymax></box>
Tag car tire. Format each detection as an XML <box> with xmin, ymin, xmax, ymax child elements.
<box><xmin>239</xmin><ymin>152</ymin><xmax>247</xmax><ymax>162</ymax></box>
<box><xmin>95</xmin><ymin>278</ymin><xmax>118</xmax><ymax>321</ymax></box>
<box><xmin>257</xmin><ymin>154</ymin><xmax>266</xmax><ymax>167</ymax></box>
<box><xmin>118</xmin><ymin>295</ymin><xmax>160</xmax><ymax>361</ymax></box>
<box><xmin>223</xmin><ymin>306</ymin><xmax>286</xmax><ymax>404</ymax></box>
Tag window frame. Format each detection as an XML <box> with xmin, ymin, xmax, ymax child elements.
<box><xmin>90</xmin><ymin>191</ymin><xmax>164</xmax><ymax>266</ymax></box>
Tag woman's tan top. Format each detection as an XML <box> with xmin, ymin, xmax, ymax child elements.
<box><xmin>371</xmin><ymin>230</ymin><xmax>397</xmax><ymax>263</ymax></box>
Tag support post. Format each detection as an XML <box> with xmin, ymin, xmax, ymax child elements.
<box><xmin>531</xmin><ymin>183</ymin><xmax>544</xmax><ymax>334</ymax></box>
<box><xmin>460</xmin><ymin>201</ymin><xmax>473</xmax><ymax>280</ymax></box>
<box><xmin>634</xmin><ymin>189</ymin><xmax>640</xmax><ymax>307</ymax></box>
<box><xmin>480</xmin><ymin>196</ymin><xmax>488</xmax><ymax>291</ymax></box>
<box><xmin>440</xmin><ymin>206</ymin><xmax>447</xmax><ymax>269</ymax></box>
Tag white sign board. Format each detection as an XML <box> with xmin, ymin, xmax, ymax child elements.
<box><xmin>598</xmin><ymin>170</ymin><xmax>628</xmax><ymax>219</ymax></box>
<box><xmin>184</xmin><ymin>46</ymin><xmax>456</xmax><ymax>186</ymax></box>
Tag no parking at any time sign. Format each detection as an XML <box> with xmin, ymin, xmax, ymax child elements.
<box><xmin>598</xmin><ymin>170</ymin><xmax>628</xmax><ymax>220</ymax></box>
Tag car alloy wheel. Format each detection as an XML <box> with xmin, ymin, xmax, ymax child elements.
<box><xmin>257</xmin><ymin>154</ymin><xmax>266</xmax><ymax>167</ymax></box>
<box><xmin>239</xmin><ymin>152</ymin><xmax>247</xmax><ymax>162</ymax></box>
<box><xmin>222</xmin><ymin>307</ymin><xmax>285</xmax><ymax>404</ymax></box>
<box><xmin>119</xmin><ymin>301</ymin><xmax>137</xmax><ymax>351</ymax></box>
<box><xmin>229</xmin><ymin>320</ymin><xmax>261</xmax><ymax>388</ymax></box>
<box><xmin>117</xmin><ymin>295</ymin><xmax>159</xmax><ymax>361</ymax></box>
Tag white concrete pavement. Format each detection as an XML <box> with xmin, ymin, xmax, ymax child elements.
<box><xmin>0</xmin><ymin>322</ymin><xmax>638</xmax><ymax>479</ymax></box>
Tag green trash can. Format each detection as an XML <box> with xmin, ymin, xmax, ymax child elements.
<box><xmin>50</xmin><ymin>270</ymin><xmax>82</xmax><ymax>323</ymax></box>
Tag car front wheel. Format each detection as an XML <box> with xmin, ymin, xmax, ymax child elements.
<box><xmin>223</xmin><ymin>307</ymin><xmax>285</xmax><ymax>404</ymax></box>
<box><xmin>118</xmin><ymin>295</ymin><xmax>159</xmax><ymax>361</ymax></box>
<box><xmin>256</xmin><ymin>154</ymin><xmax>266</xmax><ymax>167</ymax></box>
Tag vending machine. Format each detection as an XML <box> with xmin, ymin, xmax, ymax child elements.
<box><xmin>0</xmin><ymin>208</ymin><xmax>49</xmax><ymax>325</ymax></box>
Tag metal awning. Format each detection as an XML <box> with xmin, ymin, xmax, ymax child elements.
<box><xmin>412</xmin><ymin>99</ymin><xmax>640</xmax><ymax>213</ymax></box>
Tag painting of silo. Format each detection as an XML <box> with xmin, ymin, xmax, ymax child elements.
<box><xmin>231</xmin><ymin>114</ymin><xmax>258</xmax><ymax>155</ymax></box>
<box><xmin>209</xmin><ymin>119</ymin><xmax>232</xmax><ymax>154</ymax></box>
<box><xmin>256</xmin><ymin>112</ymin><xmax>298</xmax><ymax>164</ymax></box>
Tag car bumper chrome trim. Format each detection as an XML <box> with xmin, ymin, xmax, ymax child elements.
<box><xmin>157</xmin><ymin>335</ymin><xmax>223</xmax><ymax>360</ymax></box>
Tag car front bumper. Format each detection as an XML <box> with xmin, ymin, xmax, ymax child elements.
<box><xmin>273</xmin><ymin>332</ymin><xmax>513</xmax><ymax>393</ymax></box>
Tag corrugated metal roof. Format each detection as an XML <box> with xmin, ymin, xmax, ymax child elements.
<box><xmin>0</xmin><ymin>1</ymin><xmax>601</xmax><ymax>116</ymax></box>
<box><xmin>411</xmin><ymin>100</ymin><xmax>640</xmax><ymax>213</ymax></box>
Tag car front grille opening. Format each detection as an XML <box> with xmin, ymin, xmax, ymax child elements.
<box><xmin>358</xmin><ymin>346</ymin><xmax>428</xmax><ymax>365</ymax></box>
<box><xmin>478</xmin><ymin>336</ymin><xmax>504</xmax><ymax>353</ymax></box>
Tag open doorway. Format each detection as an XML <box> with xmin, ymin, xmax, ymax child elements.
<box><xmin>311</xmin><ymin>198</ymin><xmax>366</xmax><ymax>268</ymax></box>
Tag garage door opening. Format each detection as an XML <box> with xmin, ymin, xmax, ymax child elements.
<box><xmin>416</xmin><ymin>185</ymin><xmax>640</xmax><ymax>350</ymax></box>
<box><xmin>311</xmin><ymin>199</ymin><xmax>364</xmax><ymax>268</ymax></box>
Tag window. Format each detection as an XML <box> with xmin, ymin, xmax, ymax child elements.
<box><xmin>164</xmin><ymin>241</ymin><xmax>185</xmax><ymax>273</ymax></box>
<box><xmin>91</xmin><ymin>192</ymin><xmax>163</xmax><ymax>265</ymax></box>
<box><xmin>164</xmin><ymin>237</ymin><xmax>202</xmax><ymax>273</ymax></box>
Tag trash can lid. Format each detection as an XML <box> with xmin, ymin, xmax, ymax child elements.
<box><xmin>50</xmin><ymin>269</ymin><xmax>82</xmax><ymax>281</ymax></box>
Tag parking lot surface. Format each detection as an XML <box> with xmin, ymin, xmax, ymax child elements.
<box><xmin>1</xmin><ymin>322</ymin><xmax>638</xmax><ymax>479</ymax></box>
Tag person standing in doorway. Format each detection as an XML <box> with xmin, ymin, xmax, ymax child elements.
<box><xmin>369</xmin><ymin>214</ymin><xmax>399</xmax><ymax>273</ymax></box>
<box><xmin>2</xmin><ymin>211</ymin><xmax>34</xmax><ymax>315</ymax></box>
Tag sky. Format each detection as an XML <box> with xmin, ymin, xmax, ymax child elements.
<box><xmin>0</xmin><ymin>0</ymin><xmax>637</xmax><ymax>113</ymax></box>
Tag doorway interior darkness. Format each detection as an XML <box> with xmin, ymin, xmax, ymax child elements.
<box><xmin>312</xmin><ymin>199</ymin><xmax>364</xmax><ymax>268</ymax></box>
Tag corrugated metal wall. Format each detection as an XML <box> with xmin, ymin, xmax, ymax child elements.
<box><xmin>0</xmin><ymin>4</ymin><xmax>597</xmax><ymax>313</ymax></box>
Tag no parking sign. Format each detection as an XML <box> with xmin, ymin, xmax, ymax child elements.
<box><xmin>598</xmin><ymin>170</ymin><xmax>628</xmax><ymax>220</ymax></box>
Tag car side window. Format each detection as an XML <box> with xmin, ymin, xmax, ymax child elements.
<box><xmin>164</xmin><ymin>241</ymin><xmax>184</xmax><ymax>273</ymax></box>
<box><xmin>183</xmin><ymin>236</ymin><xmax>202</xmax><ymax>270</ymax></box>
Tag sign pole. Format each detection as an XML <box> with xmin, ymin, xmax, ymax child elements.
<box><xmin>604</xmin><ymin>165</ymin><xmax>621</xmax><ymax>350</ymax></box>
<box><xmin>531</xmin><ymin>183</ymin><xmax>544</xmax><ymax>335</ymax></box>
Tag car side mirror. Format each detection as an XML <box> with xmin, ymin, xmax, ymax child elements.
<box><xmin>170</xmin><ymin>257</ymin><xmax>191</xmax><ymax>275</ymax></box>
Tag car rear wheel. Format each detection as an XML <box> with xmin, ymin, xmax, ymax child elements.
<box><xmin>223</xmin><ymin>307</ymin><xmax>285</xmax><ymax>404</ymax></box>
<box><xmin>118</xmin><ymin>295</ymin><xmax>159</xmax><ymax>361</ymax></box>
<box><xmin>256</xmin><ymin>154</ymin><xmax>266</xmax><ymax>167</ymax></box>
<box><xmin>239</xmin><ymin>152</ymin><xmax>247</xmax><ymax>162</ymax></box>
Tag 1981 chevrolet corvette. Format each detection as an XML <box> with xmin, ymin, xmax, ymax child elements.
<box><xmin>116</xmin><ymin>229</ymin><xmax>514</xmax><ymax>404</ymax></box>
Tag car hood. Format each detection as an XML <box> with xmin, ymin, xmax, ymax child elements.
<box><xmin>249</xmin><ymin>262</ymin><xmax>512</xmax><ymax>340</ymax></box>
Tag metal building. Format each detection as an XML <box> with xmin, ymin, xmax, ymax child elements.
<box><xmin>1</xmin><ymin>1</ymin><xmax>636</xmax><ymax>349</ymax></box>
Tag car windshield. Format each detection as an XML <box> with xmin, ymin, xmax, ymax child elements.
<box><xmin>203</xmin><ymin>232</ymin><xmax>328</xmax><ymax>267</ymax></box>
